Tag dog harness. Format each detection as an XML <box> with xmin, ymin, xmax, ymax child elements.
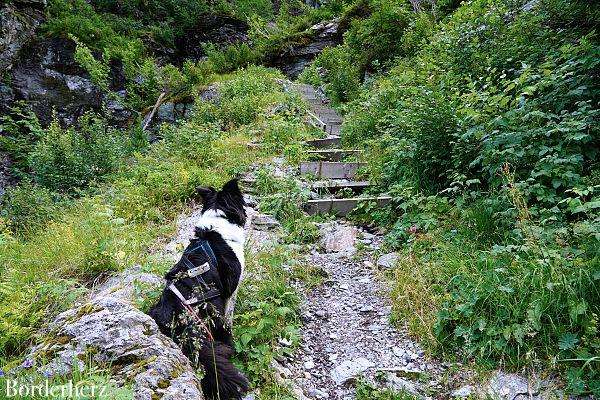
<box><xmin>166</xmin><ymin>238</ymin><xmax>223</xmax><ymax>341</ymax></box>
<box><xmin>167</xmin><ymin>238</ymin><xmax>222</xmax><ymax>306</ymax></box>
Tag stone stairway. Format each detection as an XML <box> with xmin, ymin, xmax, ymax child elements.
<box><xmin>294</xmin><ymin>83</ymin><xmax>391</xmax><ymax>216</ymax></box>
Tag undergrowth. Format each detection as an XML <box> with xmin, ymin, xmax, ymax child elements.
<box><xmin>0</xmin><ymin>66</ymin><xmax>310</xmax><ymax>399</ymax></box>
<box><xmin>303</xmin><ymin>0</ymin><xmax>600</xmax><ymax>394</ymax></box>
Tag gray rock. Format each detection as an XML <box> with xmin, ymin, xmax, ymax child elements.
<box><xmin>157</xmin><ymin>102</ymin><xmax>176</xmax><ymax>122</ymax></box>
<box><xmin>9</xmin><ymin>37</ymin><xmax>104</xmax><ymax>126</ymax></box>
<box><xmin>487</xmin><ymin>371</ymin><xmax>533</xmax><ymax>400</ymax></box>
<box><xmin>451</xmin><ymin>385</ymin><xmax>475</xmax><ymax>398</ymax></box>
<box><xmin>319</xmin><ymin>223</ymin><xmax>357</xmax><ymax>253</ymax></box>
<box><xmin>274</xmin><ymin>19</ymin><xmax>341</xmax><ymax>78</ymax></box>
<box><xmin>386</xmin><ymin>373</ymin><xmax>420</xmax><ymax>396</ymax></box>
<box><xmin>307</xmin><ymin>387</ymin><xmax>329</xmax><ymax>398</ymax></box>
<box><xmin>330</xmin><ymin>358</ymin><xmax>375</xmax><ymax>385</ymax></box>
<box><xmin>377</xmin><ymin>252</ymin><xmax>399</xmax><ymax>269</ymax></box>
<box><xmin>28</xmin><ymin>269</ymin><xmax>205</xmax><ymax>399</ymax></box>
<box><xmin>252</xmin><ymin>214</ymin><xmax>281</xmax><ymax>231</ymax></box>
<box><xmin>0</xmin><ymin>3</ymin><xmax>44</xmax><ymax>72</ymax></box>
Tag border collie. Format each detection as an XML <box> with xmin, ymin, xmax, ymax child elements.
<box><xmin>149</xmin><ymin>179</ymin><xmax>249</xmax><ymax>400</ymax></box>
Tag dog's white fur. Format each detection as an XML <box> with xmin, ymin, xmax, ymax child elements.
<box><xmin>195</xmin><ymin>208</ymin><xmax>245</xmax><ymax>328</ymax></box>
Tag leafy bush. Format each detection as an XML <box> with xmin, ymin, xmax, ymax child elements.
<box><xmin>234</xmin><ymin>249</ymin><xmax>300</xmax><ymax>383</ymax></box>
<box><xmin>0</xmin><ymin>104</ymin><xmax>44</xmax><ymax>178</ymax></box>
<box><xmin>344</xmin><ymin>0</ymin><xmax>412</xmax><ymax>71</ymax></box>
<box><xmin>28</xmin><ymin>114</ymin><xmax>130</xmax><ymax>193</ymax></box>
<box><xmin>299</xmin><ymin>45</ymin><xmax>361</xmax><ymax>104</ymax></box>
<box><xmin>255</xmin><ymin>168</ymin><xmax>320</xmax><ymax>244</ymax></box>
<box><xmin>204</xmin><ymin>43</ymin><xmax>259</xmax><ymax>74</ymax></box>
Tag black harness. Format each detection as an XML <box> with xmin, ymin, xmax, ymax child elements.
<box><xmin>167</xmin><ymin>238</ymin><xmax>222</xmax><ymax>306</ymax></box>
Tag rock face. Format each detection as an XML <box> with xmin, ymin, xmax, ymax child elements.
<box><xmin>28</xmin><ymin>267</ymin><xmax>205</xmax><ymax>400</ymax></box>
<box><xmin>171</xmin><ymin>15</ymin><xmax>249</xmax><ymax>62</ymax></box>
<box><xmin>7</xmin><ymin>37</ymin><xmax>131</xmax><ymax>126</ymax></box>
<box><xmin>273</xmin><ymin>20</ymin><xmax>342</xmax><ymax>78</ymax></box>
<box><xmin>0</xmin><ymin>1</ymin><xmax>45</xmax><ymax>72</ymax></box>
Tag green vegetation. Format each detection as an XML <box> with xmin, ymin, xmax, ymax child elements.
<box><xmin>0</xmin><ymin>360</ymin><xmax>133</xmax><ymax>399</ymax></box>
<box><xmin>0</xmin><ymin>66</ymin><xmax>311</xmax><ymax>396</ymax></box>
<box><xmin>355</xmin><ymin>380</ymin><xmax>419</xmax><ymax>400</ymax></box>
<box><xmin>301</xmin><ymin>0</ymin><xmax>599</xmax><ymax>394</ymax></box>
<box><xmin>234</xmin><ymin>247</ymin><xmax>301</xmax><ymax>384</ymax></box>
<box><xmin>2</xmin><ymin>0</ymin><xmax>599</xmax><ymax>396</ymax></box>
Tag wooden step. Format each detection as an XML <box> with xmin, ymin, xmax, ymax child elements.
<box><xmin>307</xmin><ymin>149</ymin><xmax>362</xmax><ymax>162</ymax></box>
<box><xmin>312</xmin><ymin>180</ymin><xmax>370</xmax><ymax>193</ymax></box>
<box><xmin>328</xmin><ymin>124</ymin><xmax>341</xmax><ymax>136</ymax></box>
<box><xmin>304</xmin><ymin>136</ymin><xmax>341</xmax><ymax>149</ymax></box>
<box><xmin>304</xmin><ymin>197</ymin><xmax>392</xmax><ymax>216</ymax></box>
<box><xmin>300</xmin><ymin>161</ymin><xmax>365</xmax><ymax>179</ymax></box>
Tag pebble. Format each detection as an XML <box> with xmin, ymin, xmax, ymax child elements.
<box><xmin>304</xmin><ymin>360</ymin><xmax>315</xmax><ymax>370</ymax></box>
<box><xmin>308</xmin><ymin>388</ymin><xmax>329</xmax><ymax>399</ymax></box>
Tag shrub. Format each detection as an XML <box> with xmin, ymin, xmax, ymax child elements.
<box><xmin>0</xmin><ymin>104</ymin><xmax>44</xmax><ymax>177</ymax></box>
<box><xmin>338</xmin><ymin>0</ymin><xmax>600</xmax><ymax>393</ymax></box>
<box><xmin>28</xmin><ymin>114</ymin><xmax>129</xmax><ymax>193</ymax></box>
<box><xmin>344</xmin><ymin>0</ymin><xmax>412</xmax><ymax>71</ymax></box>
<box><xmin>299</xmin><ymin>45</ymin><xmax>361</xmax><ymax>104</ymax></box>
<box><xmin>234</xmin><ymin>249</ymin><xmax>300</xmax><ymax>383</ymax></box>
<box><xmin>204</xmin><ymin>43</ymin><xmax>259</xmax><ymax>74</ymax></box>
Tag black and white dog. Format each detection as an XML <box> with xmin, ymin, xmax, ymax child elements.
<box><xmin>149</xmin><ymin>179</ymin><xmax>249</xmax><ymax>400</ymax></box>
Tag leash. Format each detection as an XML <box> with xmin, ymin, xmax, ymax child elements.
<box><xmin>168</xmin><ymin>281</ymin><xmax>215</xmax><ymax>342</ymax></box>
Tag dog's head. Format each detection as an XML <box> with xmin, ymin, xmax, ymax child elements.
<box><xmin>195</xmin><ymin>178</ymin><xmax>246</xmax><ymax>227</ymax></box>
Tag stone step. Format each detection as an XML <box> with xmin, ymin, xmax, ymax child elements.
<box><xmin>304</xmin><ymin>197</ymin><xmax>392</xmax><ymax>216</ymax></box>
<box><xmin>307</xmin><ymin>149</ymin><xmax>362</xmax><ymax>162</ymax></box>
<box><xmin>299</xmin><ymin>161</ymin><xmax>365</xmax><ymax>179</ymax></box>
<box><xmin>312</xmin><ymin>180</ymin><xmax>370</xmax><ymax>193</ymax></box>
<box><xmin>304</xmin><ymin>136</ymin><xmax>341</xmax><ymax>149</ymax></box>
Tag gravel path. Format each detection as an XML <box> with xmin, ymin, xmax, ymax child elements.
<box><xmin>276</xmin><ymin>222</ymin><xmax>443</xmax><ymax>399</ymax></box>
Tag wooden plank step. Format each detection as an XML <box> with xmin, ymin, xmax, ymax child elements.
<box><xmin>307</xmin><ymin>149</ymin><xmax>362</xmax><ymax>161</ymax></box>
<box><xmin>300</xmin><ymin>161</ymin><xmax>365</xmax><ymax>179</ymax></box>
<box><xmin>304</xmin><ymin>136</ymin><xmax>341</xmax><ymax>149</ymax></box>
<box><xmin>328</xmin><ymin>125</ymin><xmax>341</xmax><ymax>136</ymax></box>
<box><xmin>312</xmin><ymin>180</ymin><xmax>370</xmax><ymax>193</ymax></box>
<box><xmin>304</xmin><ymin>197</ymin><xmax>392</xmax><ymax>216</ymax></box>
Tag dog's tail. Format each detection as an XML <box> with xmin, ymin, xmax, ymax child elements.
<box><xmin>198</xmin><ymin>341</ymin><xmax>249</xmax><ymax>400</ymax></box>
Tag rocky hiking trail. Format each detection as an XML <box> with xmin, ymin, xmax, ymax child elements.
<box><xmin>257</xmin><ymin>84</ymin><xmax>444</xmax><ymax>400</ymax></box>
<box><xmin>246</xmin><ymin>84</ymin><xmax>552</xmax><ymax>400</ymax></box>
<box><xmin>21</xmin><ymin>81</ymin><xmax>557</xmax><ymax>400</ymax></box>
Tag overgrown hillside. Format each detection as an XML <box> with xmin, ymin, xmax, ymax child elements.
<box><xmin>300</xmin><ymin>0</ymin><xmax>600</xmax><ymax>394</ymax></box>
<box><xmin>1</xmin><ymin>0</ymin><xmax>599</xmax><ymax>397</ymax></box>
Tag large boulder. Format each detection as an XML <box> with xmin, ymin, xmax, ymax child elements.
<box><xmin>28</xmin><ymin>267</ymin><xmax>205</xmax><ymax>400</ymax></box>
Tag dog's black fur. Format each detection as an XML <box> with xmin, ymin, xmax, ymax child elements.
<box><xmin>148</xmin><ymin>179</ymin><xmax>249</xmax><ymax>400</ymax></box>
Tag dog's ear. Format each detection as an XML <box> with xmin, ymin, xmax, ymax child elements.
<box><xmin>195</xmin><ymin>186</ymin><xmax>217</xmax><ymax>202</ymax></box>
<box><xmin>221</xmin><ymin>178</ymin><xmax>242</xmax><ymax>197</ymax></box>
